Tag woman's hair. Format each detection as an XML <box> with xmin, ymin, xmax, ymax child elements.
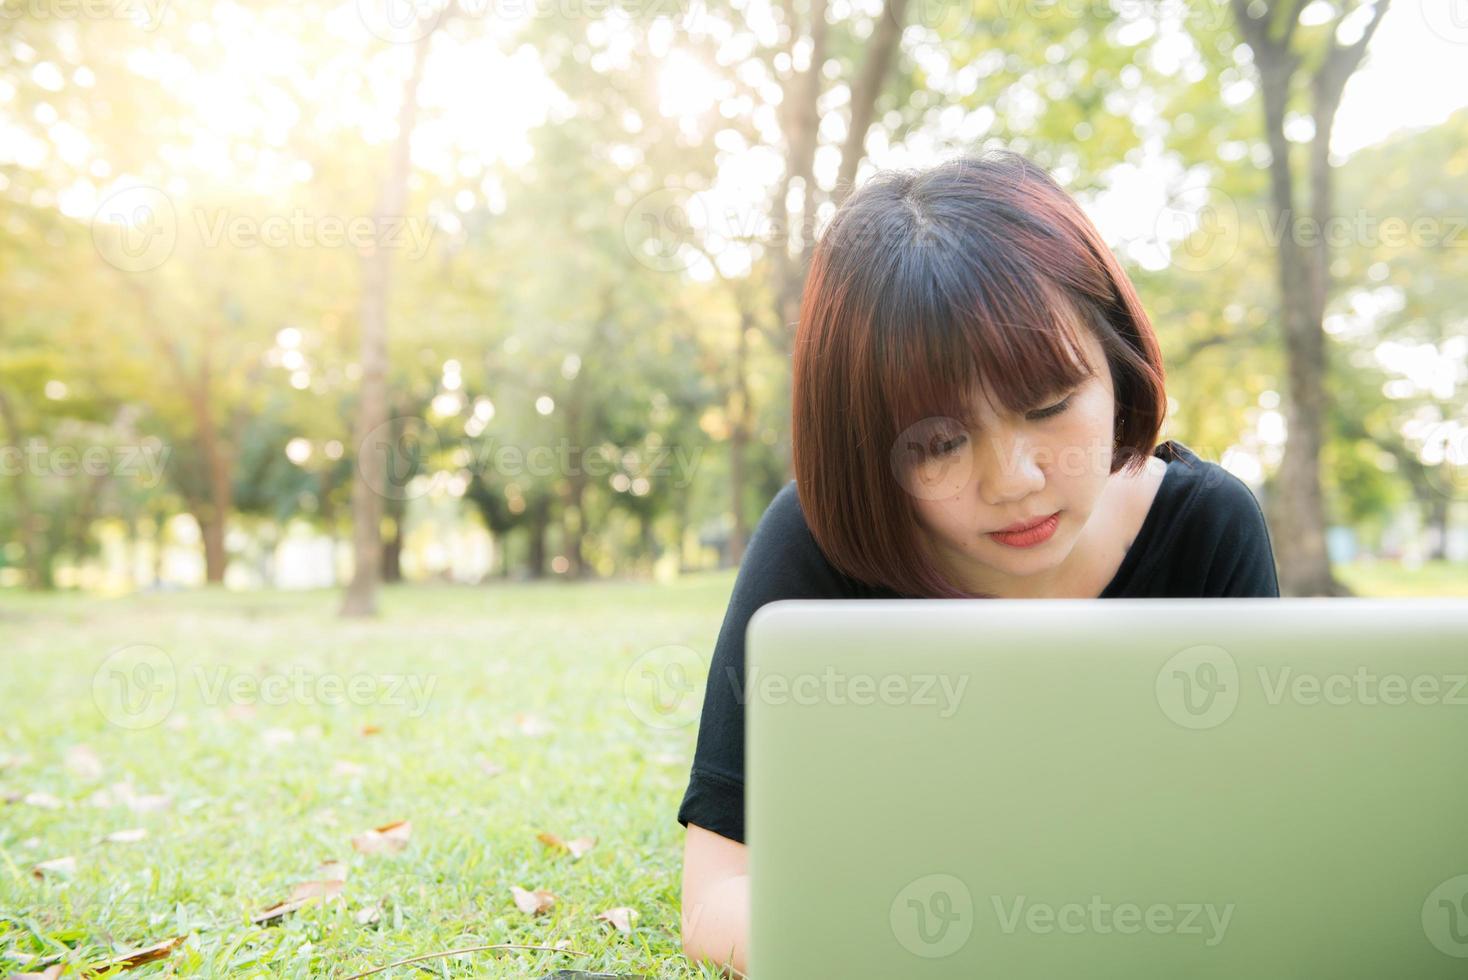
<box><xmin>791</xmin><ymin>149</ymin><xmax>1168</xmax><ymax>599</ymax></box>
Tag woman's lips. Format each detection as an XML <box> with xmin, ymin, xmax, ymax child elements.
<box><xmin>987</xmin><ymin>512</ymin><xmax>1060</xmax><ymax>548</ymax></box>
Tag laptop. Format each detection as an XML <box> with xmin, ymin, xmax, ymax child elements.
<box><xmin>745</xmin><ymin>598</ymin><xmax>1468</xmax><ymax>978</ymax></box>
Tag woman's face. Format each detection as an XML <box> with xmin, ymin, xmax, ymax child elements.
<box><xmin>895</xmin><ymin>328</ymin><xmax>1118</xmax><ymax>596</ymax></box>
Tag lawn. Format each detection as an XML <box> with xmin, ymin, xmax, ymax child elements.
<box><xmin>1334</xmin><ymin>558</ymin><xmax>1468</xmax><ymax>597</ymax></box>
<box><xmin>1</xmin><ymin>573</ymin><xmax>740</xmax><ymax>979</ymax></box>
<box><xmin>2</xmin><ymin>560</ymin><xmax>1462</xmax><ymax>977</ymax></box>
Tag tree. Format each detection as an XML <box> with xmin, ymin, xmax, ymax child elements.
<box><xmin>342</xmin><ymin>25</ymin><xmax>437</xmax><ymax>616</ymax></box>
<box><xmin>1230</xmin><ymin>0</ymin><xmax>1391</xmax><ymax>595</ymax></box>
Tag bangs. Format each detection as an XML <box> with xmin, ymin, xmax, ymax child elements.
<box><xmin>875</xmin><ymin>255</ymin><xmax>1099</xmax><ymax>441</ymax></box>
<box><xmin>790</xmin><ymin>150</ymin><xmax>1168</xmax><ymax>599</ymax></box>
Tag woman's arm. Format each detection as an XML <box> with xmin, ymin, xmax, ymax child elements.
<box><xmin>681</xmin><ymin>822</ymin><xmax>750</xmax><ymax>977</ymax></box>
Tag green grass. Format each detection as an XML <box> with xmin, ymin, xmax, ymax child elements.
<box><xmin>1</xmin><ymin>573</ymin><xmax>740</xmax><ymax>979</ymax></box>
<box><xmin>1</xmin><ymin>561</ymin><xmax>1460</xmax><ymax>977</ymax></box>
<box><xmin>1334</xmin><ymin>559</ymin><xmax>1468</xmax><ymax>597</ymax></box>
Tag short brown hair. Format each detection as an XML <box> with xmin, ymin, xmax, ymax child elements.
<box><xmin>791</xmin><ymin>151</ymin><xmax>1168</xmax><ymax>599</ymax></box>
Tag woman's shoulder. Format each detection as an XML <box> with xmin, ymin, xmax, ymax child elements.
<box><xmin>1153</xmin><ymin>440</ymin><xmax>1270</xmax><ymax>535</ymax></box>
<box><xmin>737</xmin><ymin>480</ymin><xmax>875</xmax><ymax>598</ymax></box>
<box><xmin>746</xmin><ymin>480</ymin><xmax>825</xmax><ymax>569</ymax></box>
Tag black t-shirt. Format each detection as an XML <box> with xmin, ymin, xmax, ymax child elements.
<box><xmin>675</xmin><ymin>439</ymin><xmax>1281</xmax><ymax>844</ymax></box>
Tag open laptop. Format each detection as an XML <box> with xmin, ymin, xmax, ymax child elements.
<box><xmin>746</xmin><ymin>598</ymin><xmax>1468</xmax><ymax>978</ymax></box>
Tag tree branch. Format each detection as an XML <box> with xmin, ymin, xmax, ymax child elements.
<box><xmin>1315</xmin><ymin>0</ymin><xmax>1392</xmax><ymax>106</ymax></box>
<box><xmin>833</xmin><ymin>0</ymin><xmax>909</xmax><ymax>208</ymax></box>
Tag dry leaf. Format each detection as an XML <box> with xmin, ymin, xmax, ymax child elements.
<box><xmin>289</xmin><ymin>879</ymin><xmax>345</xmax><ymax>902</ymax></box>
<box><xmin>65</xmin><ymin>744</ymin><xmax>104</xmax><ymax>780</ymax></box>
<box><xmin>125</xmin><ymin>793</ymin><xmax>171</xmax><ymax>813</ymax></box>
<box><xmin>359</xmin><ymin>724</ymin><xmax>382</xmax><ymax>736</ymax></box>
<box><xmin>95</xmin><ymin>781</ymin><xmax>171</xmax><ymax>812</ymax></box>
<box><xmin>595</xmin><ymin>906</ymin><xmax>638</xmax><ymax>934</ymax></box>
<box><xmin>101</xmin><ymin>828</ymin><xmax>148</xmax><ymax>844</ymax></box>
<box><xmin>88</xmin><ymin>781</ymin><xmax>126</xmax><ymax>808</ymax></box>
<box><xmin>536</xmin><ymin>832</ymin><xmax>596</xmax><ymax>860</ymax></box>
<box><xmin>24</xmin><ymin>791</ymin><xmax>62</xmax><ymax>809</ymax></box>
<box><xmin>510</xmin><ymin>885</ymin><xmax>557</xmax><ymax>915</ymax></box>
<box><xmin>85</xmin><ymin>934</ymin><xmax>187</xmax><ymax>974</ymax></box>
<box><xmin>350</xmin><ymin>819</ymin><xmax>411</xmax><ymax>855</ymax></box>
<box><xmin>31</xmin><ymin>856</ymin><xmax>77</xmax><ymax>879</ymax></box>
<box><xmin>252</xmin><ymin>878</ymin><xmax>345</xmax><ymax>925</ymax></box>
<box><xmin>355</xmin><ymin>904</ymin><xmax>382</xmax><ymax>926</ymax></box>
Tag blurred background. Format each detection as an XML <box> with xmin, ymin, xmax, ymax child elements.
<box><xmin>2</xmin><ymin>1</ymin><xmax>1465</xmax><ymax>974</ymax></box>
<box><xmin>1</xmin><ymin>0</ymin><xmax>1465</xmax><ymax>603</ymax></box>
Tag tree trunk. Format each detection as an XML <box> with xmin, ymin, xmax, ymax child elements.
<box><xmin>562</xmin><ymin>395</ymin><xmax>587</xmax><ymax>578</ymax></box>
<box><xmin>152</xmin><ymin>511</ymin><xmax>167</xmax><ymax>587</ymax></box>
<box><xmin>0</xmin><ymin>388</ymin><xmax>48</xmax><ymax>589</ymax></box>
<box><xmin>1424</xmin><ymin>492</ymin><xmax>1449</xmax><ymax>562</ymax></box>
<box><xmin>561</xmin><ymin>499</ymin><xmax>584</xmax><ymax>578</ymax></box>
<box><xmin>497</xmin><ymin>533</ymin><xmax>512</xmax><ymax>579</ymax></box>
<box><xmin>381</xmin><ymin>491</ymin><xmax>404</xmax><ymax>583</ymax></box>
<box><xmin>66</xmin><ymin>411</ymin><xmax>125</xmax><ymax>579</ymax></box>
<box><xmin>317</xmin><ymin>466</ymin><xmax>340</xmax><ymax>587</ymax></box>
<box><xmin>833</xmin><ymin>0</ymin><xmax>909</xmax><ymax>206</ymax></box>
<box><xmin>187</xmin><ymin>345</ymin><xmax>236</xmax><ymax>586</ymax></box>
<box><xmin>1233</xmin><ymin>0</ymin><xmax>1388</xmax><ymax>596</ymax></box>
<box><xmin>124</xmin><ymin>508</ymin><xmax>140</xmax><ymax>591</ymax></box>
<box><xmin>342</xmin><ymin>27</ymin><xmax>434</xmax><ymax>616</ymax></box>
<box><xmin>559</xmin><ymin>288</ymin><xmax>615</xmax><ymax>579</ymax></box>
<box><xmin>640</xmin><ymin>514</ymin><xmax>656</xmax><ymax>574</ymax></box>
<box><xmin>191</xmin><ymin>504</ymin><xmax>227</xmax><ymax>586</ymax></box>
<box><xmin>767</xmin><ymin>0</ymin><xmax>907</xmax><ymax>484</ymax></box>
<box><xmin>526</xmin><ymin>496</ymin><xmax>550</xmax><ymax>579</ymax></box>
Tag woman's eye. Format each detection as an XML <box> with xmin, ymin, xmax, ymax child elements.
<box><xmin>930</xmin><ymin>433</ymin><xmax>967</xmax><ymax>457</ymax></box>
<box><xmin>1029</xmin><ymin>396</ymin><xmax>1072</xmax><ymax>421</ymax></box>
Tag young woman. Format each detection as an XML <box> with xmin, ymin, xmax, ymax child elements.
<box><xmin>678</xmin><ymin>150</ymin><xmax>1280</xmax><ymax>975</ymax></box>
